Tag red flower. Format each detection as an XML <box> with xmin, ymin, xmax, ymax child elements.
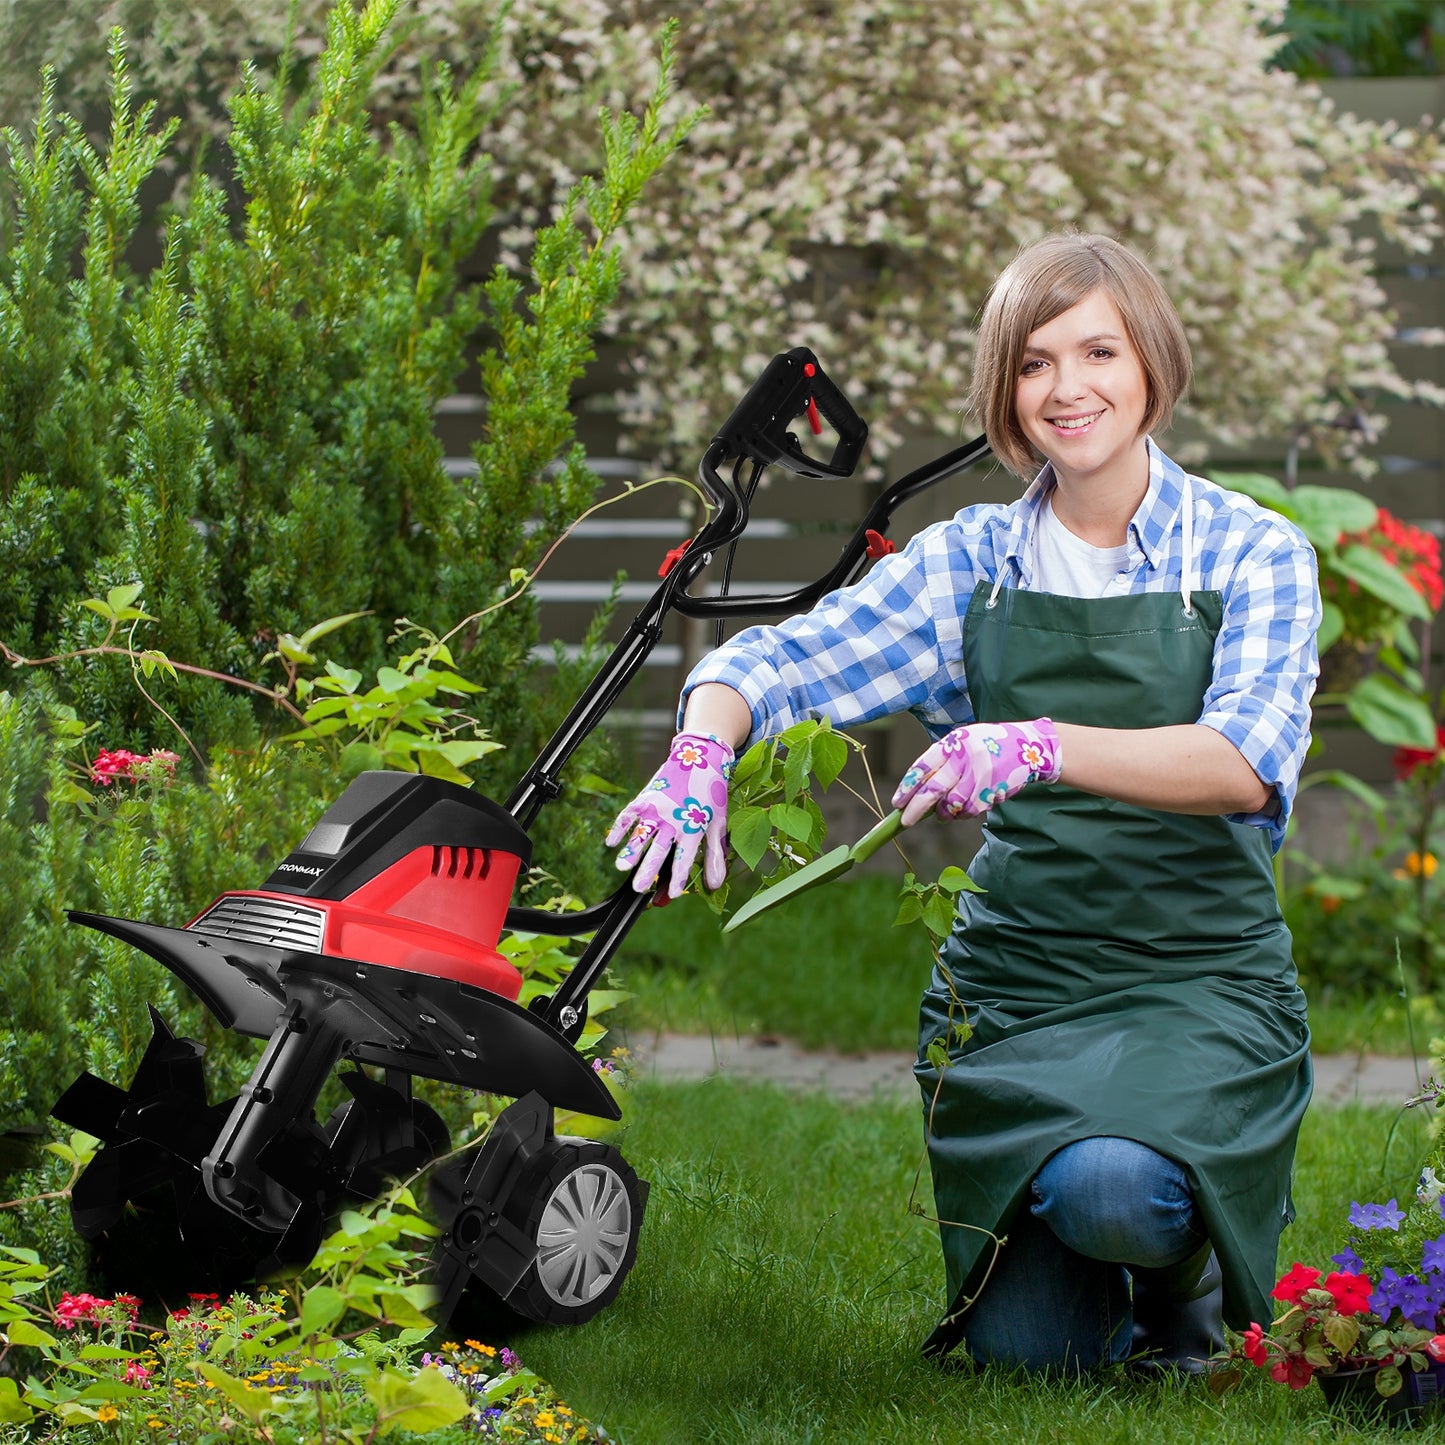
<box><xmin>1272</xmin><ymin>1261</ymin><xmax>1322</xmax><ymax>1304</ymax></box>
<box><xmin>1393</xmin><ymin>725</ymin><xmax>1445</xmax><ymax>780</ymax></box>
<box><xmin>1270</xmin><ymin>1356</ymin><xmax>1315</xmax><ymax>1389</ymax></box>
<box><xmin>1324</xmin><ymin>1271</ymin><xmax>1373</xmax><ymax>1316</ymax></box>
<box><xmin>124</xmin><ymin>1361</ymin><xmax>153</xmax><ymax>1388</ymax></box>
<box><xmin>1242</xmin><ymin>1321</ymin><xmax>1270</xmax><ymax>1367</ymax></box>
<box><xmin>112</xmin><ymin>1293</ymin><xmax>142</xmax><ymax>1318</ymax></box>
<box><xmin>1428</xmin><ymin>1334</ymin><xmax>1445</xmax><ymax>1362</ymax></box>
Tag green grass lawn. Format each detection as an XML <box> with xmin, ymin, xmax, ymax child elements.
<box><xmin>501</xmin><ymin>1082</ymin><xmax>1440</xmax><ymax>1445</ymax></box>
<box><xmin>613</xmin><ymin>876</ymin><xmax>1439</xmax><ymax>1061</ymax></box>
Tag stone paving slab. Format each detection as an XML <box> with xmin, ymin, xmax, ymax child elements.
<box><xmin>626</xmin><ymin>1032</ymin><xmax>1434</xmax><ymax>1110</ymax></box>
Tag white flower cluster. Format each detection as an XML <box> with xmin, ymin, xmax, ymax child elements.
<box><xmin>9</xmin><ymin>0</ymin><xmax>1445</xmax><ymax>467</ymax></box>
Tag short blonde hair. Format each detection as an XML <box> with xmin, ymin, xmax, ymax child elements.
<box><xmin>969</xmin><ymin>234</ymin><xmax>1193</xmax><ymax>477</ymax></box>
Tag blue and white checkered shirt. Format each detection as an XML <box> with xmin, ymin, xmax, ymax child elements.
<box><xmin>682</xmin><ymin>439</ymin><xmax>1321</xmax><ymax>851</ymax></box>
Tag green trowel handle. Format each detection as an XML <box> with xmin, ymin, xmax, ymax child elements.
<box><xmin>849</xmin><ymin>808</ymin><xmax>904</xmax><ymax>862</ymax></box>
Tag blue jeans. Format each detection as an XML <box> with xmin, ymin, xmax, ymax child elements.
<box><xmin>959</xmin><ymin>1136</ymin><xmax>1208</xmax><ymax>1372</ymax></box>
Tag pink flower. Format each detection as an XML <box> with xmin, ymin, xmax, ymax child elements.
<box><xmin>90</xmin><ymin>748</ymin><xmax>181</xmax><ymax>786</ymax></box>
<box><xmin>124</xmin><ymin>1361</ymin><xmax>152</xmax><ymax>1388</ymax></box>
<box><xmin>54</xmin><ymin>1292</ymin><xmax>109</xmax><ymax>1328</ymax></box>
<box><xmin>90</xmin><ymin>749</ymin><xmax>145</xmax><ymax>786</ymax></box>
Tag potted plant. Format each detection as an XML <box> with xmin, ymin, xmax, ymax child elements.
<box><xmin>1216</xmin><ymin>1087</ymin><xmax>1445</xmax><ymax>1422</ymax></box>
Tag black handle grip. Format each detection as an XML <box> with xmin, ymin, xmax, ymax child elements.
<box><xmin>712</xmin><ymin>346</ymin><xmax>867</xmax><ymax>479</ymax></box>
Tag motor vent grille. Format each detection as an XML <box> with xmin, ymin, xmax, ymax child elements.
<box><xmin>430</xmin><ymin>847</ymin><xmax>492</xmax><ymax>880</ymax></box>
<box><xmin>189</xmin><ymin>896</ymin><xmax>326</xmax><ymax>953</ymax></box>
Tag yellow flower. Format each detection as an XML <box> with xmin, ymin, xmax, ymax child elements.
<box><xmin>464</xmin><ymin>1338</ymin><xmax>496</xmax><ymax>1355</ymax></box>
<box><xmin>536</xmin><ymin>1410</ymin><xmax>556</xmax><ymax>1427</ymax></box>
<box><xmin>146</xmin><ymin>1418</ymin><xmax>164</xmax><ymax>1430</ymax></box>
<box><xmin>1408</xmin><ymin>850</ymin><xmax>1440</xmax><ymax>878</ymax></box>
<box><xmin>97</xmin><ymin>1405</ymin><xmax>119</xmax><ymax>1422</ymax></box>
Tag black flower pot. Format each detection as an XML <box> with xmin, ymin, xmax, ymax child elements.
<box><xmin>1317</xmin><ymin>1361</ymin><xmax>1445</xmax><ymax>1427</ymax></box>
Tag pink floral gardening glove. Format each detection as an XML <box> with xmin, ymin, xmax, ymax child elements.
<box><xmin>892</xmin><ymin>719</ymin><xmax>1063</xmax><ymax>827</ymax></box>
<box><xmin>606</xmin><ymin>732</ymin><xmax>735</xmax><ymax>897</ymax></box>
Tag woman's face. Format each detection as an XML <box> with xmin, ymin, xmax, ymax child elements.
<box><xmin>1014</xmin><ymin>288</ymin><xmax>1149</xmax><ymax>493</ymax></box>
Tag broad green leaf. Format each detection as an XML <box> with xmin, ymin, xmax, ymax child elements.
<box><xmin>375</xmin><ymin>666</ymin><xmax>411</xmax><ymax>694</ymax></box>
<box><xmin>107</xmin><ymin>582</ymin><xmax>145</xmax><ymax>613</ymax></box>
<box><xmin>778</xmin><ymin>719</ymin><xmax>822</xmax><ymax>749</ymax></box>
<box><xmin>377</xmin><ymin>1289</ymin><xmax>435</xmax><ymax>1330</ymax></box>
<box><xmin>1289</xmin><ymin>484</ymin><xmax>1377</xmax><ymax>542</ymax></box>
<box><xmin>573</xmin><ymin>771</ymin><xmax>625</xmax><ymax>796</ymax></box>
<box><xmin>924</xmin><ymin>1037</ymin><xmax>949</xmax><ymax>1073</ymax></box>
<box><xmin>1210</xmin><ymin>471</ymin><xmax>1291</xmax><ymax>510</ymax></box>
<box><xmin>1337</xmin><ymin>543</ymin><xmax>1433</xmax><ymax>620</ymax></box>
<box><xmin>1317</xmin><ymin>601</ymin><xmax>1345</xmax><ymax>656</ymax></box>
<box><xmin>923</xmin><ymin>892</ymin><xmax>957</xmax><ymax>937</ymax></box>
<box><xmin>1377</xmin><ymin>1364</ymin><xmax>1404</xmax><ymax>1398</ymax></box>
<box><xmin>781</xmin><ymin>736</ymin><xmax>812</xmax><ymax>802</ymax></box>
<box><xmin>729</xmin><ymin>741</ymin><xmax>768</xmax><ymax>785</ymax></box>
<box><xmin>0</xmin><ymin>1378</ymin><xmax>31</xmax><ymax>1424</ymax></box>
<box><xmin>768</xmin><ymin>802</ymin><xmax>812</xmax><ymax>842</ymax></box>
<box><xmin>137</xmin><ymin>649</ymin><xmax>175</xmax><ymax>678</ymax></box>
<box><xmin>77</xmin><ymin>1344</ymin><xmax>139</xmax><ymax>1361</ymax></box>
<box><xmin>1394</xmin><ymin>615</ymin><xmax>1422</xmax><ymax>662</ymax></box>
<box><xmin>367</xmin><ymin>1365</ymin><xmax>468</xmax><ymax>1435</ymax></box>
<box><xmin>325</xmin><ymin>660</ymin><xmax>364</xmax><ymax>693</ymax></box>
<box><xmin>5</xmin><ymin>1320</ymin><xmax>55</xmax><ymax>1348</ymax></box>
<box><xmin>299</xmin><ymin>1284</ymin><xmax>346</xmax><ymax>1338</ymax></box>
<box><xmin>432</xmin><ymin>740</ymin><xmax>503</xmax><ymax>765</ymax></box>
<box><xmin>482</xmin><ymin>1368</ymin><xmax>540</xmax><ymax>1404</ymax></box>
<box><xmin>1344</xmin><ymin>672</ymin><xmax>1438</xmax><ymax>749</ymax></box>
<box><xmin>894</xmin><ymin>892</ymin><xmax>925</xmax><ymax>926</ymax></box>
<box><xmin>415</xmin><ymin>750</ymin><xmax>472</xmax><ymax>786</ymax></box>
<box><xmin>275</xmin><ymin>634</ymin><xmax>315</xmax><ymax>665</ymax></box>
<box><xmin>425</xmin><ymin>670</ymin><xmax>484</xmax><ymax>695</ymax></box>
<box><xmin>811</xmin><ymin>731</ymin><xmax>849</xmax><ymax>789</ymax></box>
<box><xmin>1304</xmin><ymin>874</ymin><xmax>1366</xmax><ymax>901</ymax></box>
<box><xmin>730</xmin><ymin>805</ymin><xmax>773</xmax><ymax>869</ymax></box>
<box><xmin>1323</xmin><ymin>1312</ymin><xmax>1360</xmax><ymax>1354</ymax></box>
<box><xmin>80</xmin><ymin>598</ymin><xmax>117</xmax><ymax>622</ymax></box>
<box><xmin>936</xmin><ymin>865</ymin><xmax>983</xmax><ymax>895</ymax></box>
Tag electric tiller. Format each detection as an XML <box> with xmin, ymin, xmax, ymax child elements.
<box><xmin>51</xmin><ymin>349</ymin><xmax>992</xmax><ymax>1325</ymax></box>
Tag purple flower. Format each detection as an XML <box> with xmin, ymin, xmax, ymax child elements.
<box><xmin>1424</xmin><ymin>1234</ymin><xmax>1445</xmax><ymax>1274</ymax></box>
<box><xmin>1332</xmin><ymin>1246</ymin><xmax>1366</xmax><ymax>1273</ymax></box>
<box><xmin>1396</xmin><ymin>1274</ymin><xmax>1439</xmax><ymax>1329</ymax></box>
<box><xmin>1350</xmin><ymin>1198</ymin><xmax>1406</xmax><ymax>1231</ymax></box>
<box><xmin>500</xmin><ymin>1347</ymin><xmax>520</xmax><ymax>1371</ymax></box>
<box><xmin>1373</xmin><ymin>1266</ymin><xmax>1405</xmax><ymax>1317</ymax></box>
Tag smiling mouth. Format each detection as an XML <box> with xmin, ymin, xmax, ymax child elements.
<box><xmin>1047</xmin><ymin>412</ymin><xmax>1103</xmax><ymax>431</ymax></box>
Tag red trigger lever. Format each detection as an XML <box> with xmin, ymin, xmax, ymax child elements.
<box><xmin>802</xmin><ymin>361</ymin><xmax>822</xmax><ymax>434</ymax></box>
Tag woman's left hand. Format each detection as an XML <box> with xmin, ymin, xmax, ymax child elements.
<box><xmin>893</xmin><ymin>719</ymin><xmax>1063</xmax><ymax>826</ymax></box>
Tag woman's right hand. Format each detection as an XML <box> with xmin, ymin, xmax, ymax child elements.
<box><xmin>606</xmin><ymin>732</ymin><xmax>735</xmax><ymax>897</ymax></box>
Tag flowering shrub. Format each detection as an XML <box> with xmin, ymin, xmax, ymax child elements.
<box><xmin>1324</xmin><ymin>508</ymin><xmax>1445</xmax><ymax>654</ymax></box>
<box><xmin>89</xmin><ymin>748</ymin><xmax>180</xmax><ymax>787</ymax></box>
<box><xmin>5</xmin><ymin>1</ymin><xmax>1443</xmax><ymax>468</ymax></box>
<box><xmin>1220</xmin><ymin>1088</ymin><xmax>1445</xmax><ymax>1399</ymax></box>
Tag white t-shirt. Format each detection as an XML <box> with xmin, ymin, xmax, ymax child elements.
<box><xmin>1030</xmin><ymin>496</ymin><xmax>1131</xmax><ymax>598</ymax></box>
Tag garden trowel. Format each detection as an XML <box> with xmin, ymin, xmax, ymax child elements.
<box><xmin>722</xmin><ymin>808</ymin><xmax>904</xmax><ymax>933</ymax></box>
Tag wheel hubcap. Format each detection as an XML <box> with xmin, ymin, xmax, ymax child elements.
<box><xmin>535</xmin><ymin>1162</ymin><xmax>632</xmax><ymax>1306</ymax></box>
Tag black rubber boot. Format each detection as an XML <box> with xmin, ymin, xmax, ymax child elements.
<box><xmin>1128</xmin><ymin>1245</ymin><xmax>1224</xmax><ymax>1376</ymax></box>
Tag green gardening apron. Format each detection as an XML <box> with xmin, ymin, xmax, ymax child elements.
<box><xmin>916</xmin><ymin>567</ymin><xmax>1312</xmax><ymax>1356</ymax></box>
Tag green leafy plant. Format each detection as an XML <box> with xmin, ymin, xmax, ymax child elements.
<box><xmin>0</xmin><ymin>1182</ymin><xmax>608</xmax><ymax>1441</ymax></box>
<box><xmin>1213</xmin><ymin>472</ymin><xmax>1439</xmax><ymax>752</ymax></box>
